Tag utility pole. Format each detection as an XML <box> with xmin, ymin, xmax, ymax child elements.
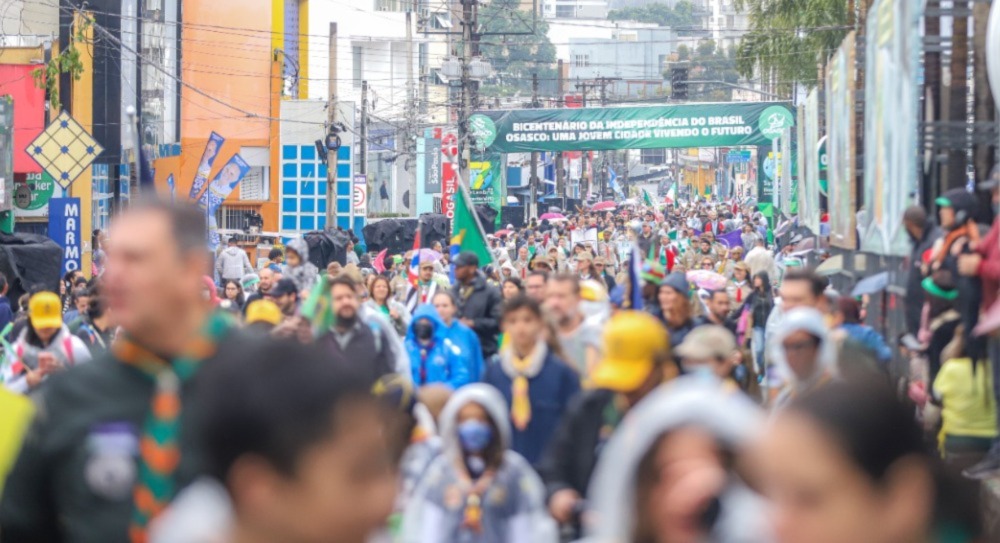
<box><xmin>577</xmin><ymin>82</ymin><xmax>590</xmax><ymax>198</ymax></box>
<box><xmin>529</xmin><ymin>72</ymin><xmax>539</xmax><ymax>222</ymax></box>
<box><xmin>357</xmin><ymin>80</ymin><xmax>369</xmax><ymax>229</ymax></box>
<box><xmin>457</xmin><ymin>0</ymin><xmax>477</xmax><ymax>192</ymax></box>
<box><xmin>326</xmin><ymin>23</ymin><xmax>338</xmax><ymax>230</ymax></box>
<box><xmin>406</xmin><ymin>0</ymin><xmax>417</xmax><ymax>216</ymax></box>
<box><xmin>556</xmin><ymin>59</ymin><xmax>564</xmax><ymax>204</ymax></box>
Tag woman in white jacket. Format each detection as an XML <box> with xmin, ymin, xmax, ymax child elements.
<box><xmin>3</xmin><ymin>292</ymin><xmax>91</xmax><ymax>394</ymax></box>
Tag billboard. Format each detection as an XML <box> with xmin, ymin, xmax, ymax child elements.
<box><xmin>827</xmin><ymin>32</ymin><xmax>858</xmax><ymax>249</ymax></box>
<box><xmin>862</xmin><ymin>0</ymin><xmax>922</xmax><ymax>255</ymax></box>
<box><xmin>469</xmin><ymin>102</ymin><xmax>796</xmax><ymax>153</ymax></box>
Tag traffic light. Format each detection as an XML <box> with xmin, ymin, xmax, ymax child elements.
<box><xmin>671</xmin><ymin>66</ymin><xmax>689</xmax><ymax>100</ymax></box>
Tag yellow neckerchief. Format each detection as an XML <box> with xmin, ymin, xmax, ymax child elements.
<box><xmin>508</xmin><ymin>342</ymin><xmax>543</xmax><ymax>431</ymax></box>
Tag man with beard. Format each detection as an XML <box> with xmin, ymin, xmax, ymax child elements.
<box><xmin>243</xmin><ymin>267</ymin><xmax>276</xmax><ymax>314</ymax></box>
<box><xmin>683</xmin><ymin>234</ymin><xmax>718</xmax><ymax>271</ymax></box>
<box><xmin>545</xmin><ymin>274</ymin><xmax>601</xmax><ymax>378</ymax></box>
<box><xmin>319</xmin><ymin>275</ymin><xmax>395</xmax><ymax>386</ymax></box>
<box><xmin>264</xmin><ymin>278</ymin><xmax>299</xmax><ymax>319</ymax></box>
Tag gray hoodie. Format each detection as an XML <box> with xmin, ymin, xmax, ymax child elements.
<box><xmin>585</xmin><ymin>377</ymin><xmax>773</xmax><ymax>543</ymax></box>
<box><xmin>283</xmin><ymin>237</ymin><xmax>319</xmax><ymax>293</ymax></box>
<box><xmin>402</xmin><ymin>384</ymin><xmax>557</xmax><ymax>543</ymax></box>
<box><xmin>215</xmin><ymin>245</ymin><xmax>253</xmax><ymax>281</ymax></box>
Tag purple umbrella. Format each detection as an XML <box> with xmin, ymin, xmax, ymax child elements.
<box><xmin>417</xmin><ymin>248</ymin><xmax>442</xmax><ymax>263</ymax></box>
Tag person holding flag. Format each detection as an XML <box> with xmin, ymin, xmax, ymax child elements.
<box><xmin>452</xmin><ymin>252</ymin><xmax>503</xmax><ymax>359</ymax></box>
<box><xmin>642</xmin><ymin>188</ymin><xmax>655</xmax><ymax>208</ymax></box>
<box><xmin>405</xmin><ymin>256</ymin><xmax>445</xmax><ymax>315</ymax></box>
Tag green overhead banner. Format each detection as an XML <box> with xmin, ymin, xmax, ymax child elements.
<box><xmin>469</xmin><ymin>102</ymin><xmax>795</xmax><ymax>154</ymax></box>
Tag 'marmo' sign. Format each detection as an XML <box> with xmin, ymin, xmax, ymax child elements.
<box><xmin>468</xmin><ymin>102</ymin><xmax>795</xmax><ymax>154</ymax></box>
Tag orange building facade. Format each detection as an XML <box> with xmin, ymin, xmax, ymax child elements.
<box><xmin>154</xmin><ymin>0</ymin><xmax>309</xmax><ymax>234</ymax></box>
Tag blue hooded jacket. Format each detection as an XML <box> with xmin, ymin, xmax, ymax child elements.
<box><xmin>839</xmin><ymin>323</ymin><xmax>893</xmax><ymax>366</ymax></box>
<box><xmin>442</xmin><ymin>320</ymin><xmax>485</xmax><ymax>381</ymax></box>
<box><xmin>406</xmin><ymin>305</ymin><xmax>472</xmax><ymax>389</ymax></box>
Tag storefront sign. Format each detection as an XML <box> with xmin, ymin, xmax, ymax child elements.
<box><xmin>48</xmin><ymin>197</ymin><xmax>82</xmax><ymax>273</ymax></box>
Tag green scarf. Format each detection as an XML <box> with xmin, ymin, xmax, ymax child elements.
<box><xmin>114</xmin><ymin>311</ymin><xmax>233</xmax><ymax>543</ymax></box>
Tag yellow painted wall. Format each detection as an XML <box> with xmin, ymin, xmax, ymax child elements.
<box><xmin>69</xmin><ymin>13</ymin><xmax>93</xmax><ymax>276</ymax></box>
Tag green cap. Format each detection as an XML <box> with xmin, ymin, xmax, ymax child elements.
<box><xmin>935</xmin><ymin>196</ymin><xmax>953</xmax><ymax>208</ymax></box>
<box><xmin>922</xmin><ymin>276</ymin><xmax>958</xmax><ymax>301</ymax></box>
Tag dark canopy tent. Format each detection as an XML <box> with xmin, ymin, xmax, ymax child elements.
<box><xmin>0</xmin><ymin>233</ymin><xmax>63</xmax><ymax>303</ymax></box>
<box><xmin>362</xmin><ymin>214</ymin><xmax>455</xmax><ymax>257</ymax></box>
<box><xmin>302</xmin><ymin>229</ymin><xmax>352</xmax><ymax>268</ymax></box>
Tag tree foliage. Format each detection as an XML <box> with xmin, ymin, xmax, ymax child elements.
<box><xmin>477</xmin><ymin>0</ymin><xmax>558</xmax><ymax>97</ymax></box>
<box><xmin>607</xmin><ymin>1</ymin><xmax>699</xmax><ymax>29</ymax></box>
<box><xmin>666</xmin><ymin>39</ymin><xmax>740</xmax><ymax>101</ymax></box>
<box><xmin>31</xmin><ymin>15</ymin><xmax>92</xmax><ymax>112</ymax></box>
<box><xmin>733</xmin><ymin>0</ymin><xmax>850</xmax><ymax>93</ymax></box>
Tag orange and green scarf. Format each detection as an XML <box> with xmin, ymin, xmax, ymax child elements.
<box><xmin>114</xmin><ymin>312</ymin><xmax>233</xmax><ymax>543</ymax></box>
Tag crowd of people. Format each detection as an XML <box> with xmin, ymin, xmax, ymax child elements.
<box><xmin>0</xmin><ymin>183</ymin><xmax>995</xmax><ymax>543</ymax></box>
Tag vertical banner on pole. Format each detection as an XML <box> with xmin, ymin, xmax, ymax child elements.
<box><xmin>189</xmin><ymin>132</ymin><xmax>225</xmax><ymax>200</ymax></box>
<box><xmin>198</xmin><ymin>154</ymin><xmax>250</xmax><ymax>250</ymax></box>
<box><xmin>757</xmin><ymin>145</ymin><xmax>777</xmax><ymax>226</ymax></box>
<box><xmin>48</xmin><ymin>197</ymin><xmax>82</xmax><ymax>274</ymax></box>
<box><xmin>440</xmin><ymin>130</ymin><xmax>459</xmax><ymax>219</ymax></box>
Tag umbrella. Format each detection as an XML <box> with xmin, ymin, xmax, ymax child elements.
<box><xmin>686</xmin><ymin>270</ymin><xmax>728</xmax><ymax>291</ymax></box>
<box><xmin>539</xmin><ymin>212</ymin><xmax>566</xmax><ymax>221</ymax></box>
<box><xmin>494</xmin><ymin>229</ymin><xmax>512</xmax><ymax>238</ymax></box>
<box><xmin>418</xmin><ymin>248</ymin><xmax>442</xmax><ymax>264</ymax></box>
<box><xmin>592</xmin><ymin>201</ymin><xmax>617</xmax><ymax>211</ymax></box>
<box><xmin>792</xmin><ymin>236</ymin><xmax>816</xmax><ymax>252</ymax></box>
<box><xmin>774</xmin><ymin>219</ymin><xmax>795</xmax><ymax>238</ymax></box>
<box><xmin>815</xmin><ymin>254</ymin><xmax>843</xmax><ymax>276</ymax></box>
<box><xmin>851</xmin><ymin>271</ymin><xmax>890</xmax><ymax>297</ymax></box>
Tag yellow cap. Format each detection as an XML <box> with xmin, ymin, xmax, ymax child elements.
<box><xmin>589</xmin><ymin>311</ymin><xmax>670</xmax><ymax>393</ymax></box>
<box><xmin>245</xmin><ymin>299</ymin><xmax>282</xmax><ymax>326</ymax></box>
<box><xmin>579</xmin><ymin>279</ymin><xmax>609</xmax><ymax>302</ymax></box>
<box><xmin>29</xmin><ymin>292</ymin><xmax>63</xmax><ymax>331</ymax></box>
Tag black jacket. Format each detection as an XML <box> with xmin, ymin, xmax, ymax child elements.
<box><xmin>905</xmin><ymin>224</ymin><xmax>940</xmax><ymax>335</ymax></box>
<box><xmin>0</xmin><ymin>330</ymin><xmax>259</xmax><ymax>543</ymax></box>
<box><xmin>452</xmin><ymin>272</ymin><xmax>503</xmax><ymax>358</ymax></box>
<box><xmin>319</xmin><ymin>321</ymin><xmax>395</xmax><ymax>387</ymax></box>
<box><xmin>537</xmin><ymin>389</ymin><xmax>618</xmax><ymax>519</ymax></box>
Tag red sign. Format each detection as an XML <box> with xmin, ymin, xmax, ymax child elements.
<box><xmin>0</xmin><ymin>64</ymin><xmax>46</xmax><ymax>173</ymax></box>
<box><xmin>440</xmin><ymin>130</ymin><xmax>458</xmax><ymax>219</ymax></box>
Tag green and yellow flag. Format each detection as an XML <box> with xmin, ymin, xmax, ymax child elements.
<box><xmin>300</xmin><ymin>274</ymin><xmax>335</xmax><ymax>338</ymax></box>
<box><xmin>453</xmin><ymin>182</ymin><xmax>494</xmax><ymax>267</ymax></box>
